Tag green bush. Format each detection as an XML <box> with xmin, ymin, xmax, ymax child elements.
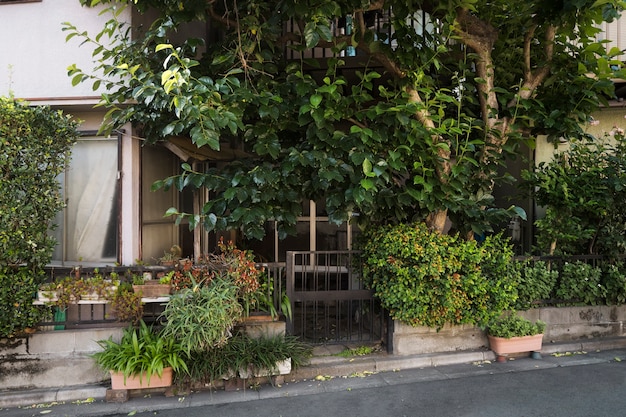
<box><xmin>159</xmin><ymin>275</ymin><xmax>244</xmax><ymax>355</ymax></box>
<box><xmin>360</xmin><ymin>223</ymin><xmax>517</xmax><ymax>329</ymax></box>
<box><xmin>92</xmin><ymin>320</ymin><xmax>187</xmax><ymax>384</ymax></box>
<box><xmin>523</xmin><ymin>136</ymin><xmax>626</xmax><ymax>256</ymax></box>
<box><xmin>602</xmin><ymin>262</ymin><xmax>626</xmax><ymax>305</ymax></box>
<box><xmin>556</xmin><ymin>261</ymin><xmax>606</xmax><ymax>305</ymax></box>
<box><xmin>0</xmin><ymin>267</ymin><xmax>43</xmax><ymax>337</ymax></box>
<box><xmin>0</xmin><ymin>98</ymin><xmax>78</xmax><ymax>337</ymax></box>
<box><xmin>183</xmin><ymin>332</ymin><xmax>312</xmax><ymax>384</ymax></box>
<box><xmin>487</xmin><ymin>313</ymin><xmax>545</xmax><ymax>338</ymax></box>
<box><xmin>513</xmin><ymin>260</ymin><xmax>558</xmax><ymax>309</ymax></box>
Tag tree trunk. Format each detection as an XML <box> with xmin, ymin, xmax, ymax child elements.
<box><xmin>426</xmin><ymin>210</ymin><xmax>448</xmax><ymax>234</ymax></box>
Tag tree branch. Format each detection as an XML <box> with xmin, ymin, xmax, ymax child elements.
<box><xmin>454</xmin><ymin>8</ymin><xmax>499</xmax><ymax>128</ymax></box>
<box><xmin>516</xmin><ymin>24</ymin><xmax>556</xmax><ymax>103</ymax></box>
<box><xmin>207</xmin><ymin>2</ymin><xmax>238</xmax><ymax>29</ymax></box>
<box><xmin>353</xmin><ymin>10</ymin><xmax>405</xmax><ymax>78</ymax></box>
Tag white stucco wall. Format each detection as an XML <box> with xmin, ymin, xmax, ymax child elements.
<box><xmin>0</xmin><ymin>0</ymin><xmax>130</xmax><ymax>100</ymax></box>
<box><xmin>534</xmin><ymin>105</ymin><xmax>626</xmax><ymax>168</ymax></box>
<box><xmin>0</xmin><ymin>1</ymin><xmax>140</xmax><ymax>265</ymax></box>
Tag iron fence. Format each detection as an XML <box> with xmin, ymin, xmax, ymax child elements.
<box><xmin>285</xmin><ymin>251</ymin><xmax>387</xmax><ymax>346</ymax></box>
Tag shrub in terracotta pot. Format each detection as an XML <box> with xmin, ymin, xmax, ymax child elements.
<box><xmin>487</xmin><ymin>313</ymin><xmax>545</xmax><ymax>359</ymax></box>
<box><xmin>92</xmin><ymin>320</ymin><xmax>188</xmax><ymax>389</ymax></box>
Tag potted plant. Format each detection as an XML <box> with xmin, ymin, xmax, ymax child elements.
<box><xmin>109</xmin><ymin>282</ymin><xmax>144</xmax><ymax>324</ymax></box>
<box><xmin>80</xmin><ymin>274</ymin><xmax>115</xmax><ymax>301</ymax></box>
<box><xmin>158</xmin><ymin>245</ymin><xmax>182</xmax><ymax>266</ymax></box>
<box><xmin>203</xmin><ymin>237</ymin><xmax>264</xmax><ymax>318</ymax></box>
<box><xmin>487</xmin><ymin>313</ymin><xmax>546</xmax><ymax>360</ymax></box>
<box><xmin>132</xmin><ymin>273</ymin><xmax>171</xmax><ymax>298</ymax></box>
<box><xmin>160</xmin><ymin>274</ymin><xmax>244</xmax><ymax>355</ymax></box>
<box><xmin>53</xmin><ymin>276</ymin><xmax>85</xmax><ymax>307</ymax></box>
<box><xmin>38</xmin><ymin>281</ymin><xmax>61</xmax><ymax>303</ymax></box>
<box><xmin>186</xmin><ymin>330</ymin><xmax>312</xmax><ymax>385</ymax></box>
<box><xmin>92</xmin><ymin>320</ymin><xmax>188</xmax><ymax>390</ymax></box>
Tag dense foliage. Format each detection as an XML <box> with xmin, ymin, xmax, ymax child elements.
<box><xmin>487</xmin><ymin>313</ymin><xmax>545</xmax><ymax>338</ymax></box>
<box><xmin>160</xmin><ymin>275</ymin><xmax>244</xmax><ymax>355</ymax></box>
<box><xmin>0</xmin><ymin>98</ymin><xmax>78</xmax><ymax>337</ymax></box>
<box><xmin>183</xmin><ymin>332</ymin><xmax>312</xmax><ymax>385</ymax></box>
<box><xmin>92</xmin><ymin>320</ymin><xmax>188</xmax><ymax>382</ymax></box>
<box><xmin>65</xmin><ymin>0</ymin><xmax>625</xmax><ymax>239</ymax></box>
<box><xmin>512</xmin><ymin>260</ymin><xmax>559</xmax><ymax>310</ymax></box>
<box><xmin>512</xmin><ymin>259</ymin><xmax>626</xmax><ymax>308</ymax></box>
<box><xmin>523</xmin><ymin>135</ymin><xmax>626</xmax><ymax>256</ymax></box>
<box><xmin>360</xmin><ymin>223</ymin><xmax>518</xmax><ymax>328</ymax></box>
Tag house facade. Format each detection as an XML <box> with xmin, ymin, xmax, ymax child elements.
<box><xmin>2</xmin><ymin>0</ymin><xmax>625</xmax><ymax>267</ymax></box>
<box><xmin>0</xmin><ymin>0</ymin><xmax>361</xmax><ymax>267</ymax></box>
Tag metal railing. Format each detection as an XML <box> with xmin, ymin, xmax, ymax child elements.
<box><xmin>285</xmin><ymin>251</ymin><xmax>387</xmax><ymax>346</ymax></box>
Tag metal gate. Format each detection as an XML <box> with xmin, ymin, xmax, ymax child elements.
<box><xmin>286</xmin><ymin>251</ymin><xmax>387</xmax><ymax>346</ymax></box>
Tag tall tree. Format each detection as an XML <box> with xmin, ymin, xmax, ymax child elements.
<box><xmin>66</xmin><ymin>0</ymin><xmax>625</xmax><ymax>240</ymax></box>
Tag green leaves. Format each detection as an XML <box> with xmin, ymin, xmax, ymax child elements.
<box><xmin>160</xmin><ymin>276</ymin><xmax>244</xmax><ymax>356</ymax></box>
<box><xmin>63</xmin><ymin>0</ymin><xmax>626</xmax><ymax>240</ymax></box>
<box><xmin>487</xmin><ymin>314</ymin><xmax>545</xmax><ymax>338</ymax></box>
<box><xmin>361</xmin><ymin>223</ymin><xmax>518</xmax><ymax>329</ymax></box>
<box><xmin>0</xmin><ymin>99</ymin><xmax>78</xmax><ymax>337</ymax></box>
<box><xmin>92</xmin><ymin>320</ymin><xmax>188</xmax><ymax>382</ymax></box>
<box><xmin>524</xmin><ymin>137</ymin><xmax>626</xmax><ymax>256</ymax></box>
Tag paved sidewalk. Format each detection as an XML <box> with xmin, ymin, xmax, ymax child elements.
<box><xmin>1</xmin><ymin>338</ymin><xmax>625</xmax><ymax>417</ymax></box>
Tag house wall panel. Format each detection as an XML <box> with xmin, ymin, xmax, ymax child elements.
<box><xmin>0</xmin><ymin>0</ymin><xmax>130</xmax><ymax>99</ymax></box>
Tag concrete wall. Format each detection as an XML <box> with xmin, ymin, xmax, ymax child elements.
<box><xmin>0</xmin><ymin>328</ymin><xmax>123</xmax><ymax>391</ymax></box>
<box><xmin>0</xmin><ymin>320</ymin><xmax>286</xmax><ymax>391</ymax></box>
<box><xmin>518</xmin><ymin>305</ymin><xmax>626</xmax><ymax>342</ymax></box>
<box><xmin>392</xmin><ymin>305</ymin><xmax>626</xmax><ymax>355</ymax></box>
<box><xmin>2</xmin><ymin>306</ymin><xmax>624</xmax><ymax>389</ymax></box>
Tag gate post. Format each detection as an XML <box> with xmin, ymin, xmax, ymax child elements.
<box><xmin>285</xmin><ymin>251</ymin><xmax>295</xmax><ymax>335</ymax></box>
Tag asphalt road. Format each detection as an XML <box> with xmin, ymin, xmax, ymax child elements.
<box><xmin>110</xmin><ymin>360</ymin><xmax>626</xmax><ymax>417</ymax></box>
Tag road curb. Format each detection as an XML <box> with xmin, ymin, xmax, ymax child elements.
<box><xmin>2</xmin><ymin>338</ymin><xmax>626</xmax><ymax>410</ymax></box>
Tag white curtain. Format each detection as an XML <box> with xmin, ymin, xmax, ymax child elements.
<box><xmin>55</xmin><ymin>137</ymin><xmax>118</xmax><ymax>263</ymax></box>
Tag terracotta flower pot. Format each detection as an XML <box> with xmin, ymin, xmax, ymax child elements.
<box><xmin>488</xmin><ymin>333</ymin><xmax>543</xmax><ymax>356</ymax></box>
<box><xmin>109</xmin><ymin>367</ymin><xmax>173</xmax><ymax>390</ymax></box>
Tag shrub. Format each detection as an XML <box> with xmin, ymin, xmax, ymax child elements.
<box><xmin>183</xmin><ymin>332</ymin><xmax>312</xmax><ymax>384</ymax></box>
<box><xmin>556</xmin><ymin>261</ymin><xmax>606</xmax><ymax>305</ymax></box>
<box><xmin>0</xmin><ymin>267</ymin><xmax>43</xmax><ymax>337</ymax></box>
<box><xmin>602</xmin><ymin>262</ymin><xmax>626</xmax><ymax>305</ymax></box>
<box><xmin>0</xmin><ymin>98</ymin><xmax>78</xmax><ymax>337</ymax></box>
<box><xmin>522</xmin><ymin>136</ymin><xmax>626</xmax><ymax>256</ymax></box>
<box><xmin>487</xmin><ymin>313</ymin><xmax>545</xmax><ymax>338</ymax></box>
<box><xmin>360</xmin><ymin>223</ymin><xmax>517</xmax><ymax>329</ymax></box>
<box><xmin>513</xmin><ymin>260</ymin><xmax>558</xmax><ymax>309</ymax></box>
<box><xmin>159</xmin><ymin>275</ymin><xmax>243</xmax><ymax>355</ymax></box>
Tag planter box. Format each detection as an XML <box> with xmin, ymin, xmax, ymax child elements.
<box><xmin>80</xmin><ymin>292</ymin><xmax>101</xmax><ymax>301</ymax></box>
<box><xmin>109</xmin><ymin>366</ymin><xmax>173</xmax><ymax>390</ymax></box>
<box><xmin>132</xmin><ymin>283</ymin><xmax>171</xmax><ymax>298</ymax></box>
<box><xmin>488</xmin><ymin>334</ymin><xmax>543</xmax><ymax>355</ymax></box>
<box><xmin>37</xmin><ymin>290</ymin><xmax>59</xmax><ymax>303</ymax></box>
<box><xmin>236</xmin><ymin>358</ymin><xmax>292</xmax><ymax>379</ymax></box>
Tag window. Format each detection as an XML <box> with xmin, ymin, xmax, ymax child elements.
<box><xmin>51</xmin><ymin>133</ymin><xmax>120</xmax><ymax>265</ymax></box>
<box><xmin>276</xmin><ymin>200</ymin><xmax>357</xmax><ymax>262</ymax></box>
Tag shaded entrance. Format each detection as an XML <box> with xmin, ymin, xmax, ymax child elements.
<box><xmin>286</xmin><ymin>251</ymin><xmax>388</xmax><ymax>348</ymax></box>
